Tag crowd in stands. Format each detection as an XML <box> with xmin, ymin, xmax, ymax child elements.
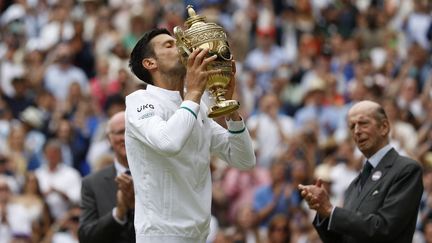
<box><xmin>0</xmin><ymin>0</ymin><xmax>431</xmax><ymax>242</ymax></box>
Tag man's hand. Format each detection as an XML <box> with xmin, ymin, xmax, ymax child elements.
<box><xmin>115</xmin><ymin>173</ymin><xmax>135</xmax><ymax>209</ymax></box>
<box><xmin>224</xmin><ymin>60</ymin><xmax>236</xmax><ymax>101</ymax></box>
<box><xmin>184</xmin><ymin>48</ymin><xmax>221</xmax><ymax>103</ymax></box>
<box><xmin>115</xmin><ymin>190</ymin><xmax>127</xmax><ymax>221</ymax></box>
<box><xmin>47</xmin><ymin>187</ymin><xmax>70</xmax><ymax>202</ymax></box>
<box><xmin>224</xmin><ymin>60</ymin><xmax>242</xmax><ymax>121</ymax></box>
<box><xmin>298</xmin><ymin>179</ymin><xmax>333</xmax><ymax>218</ymax></box>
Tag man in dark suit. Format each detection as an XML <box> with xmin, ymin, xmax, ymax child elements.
<box><xmin>78</xmin><ymin>111</ymin><xmax>135</xmax><ymax>243</ymax></box>
<box><xmin>299</xmin><ymin>100</ymin><xmax>423</xmax><ymax>243</ymax></box>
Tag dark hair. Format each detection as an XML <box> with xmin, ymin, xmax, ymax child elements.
<box><xmin>268</xmin><ymin>214</ymin><xmax>291</xmax><ymax>242</ymax></box>
<box><xmin>43</xmin><ymin>138</ymin><xmax>62</xmax><ymax>152</ymax></box>
<box><xmin>129</xmin><ymin>28</ymin><xmax>172</xmax><ymax>85</ymax></box>
<box><xmin>23</xmin><ymin>172</ymin><xmax>43</xmax><ymax>197</ymax></box>
<box><xmin>104</xmin><ymin>94</ymin><xmax>125</xmax><ymax>113</ymax></box>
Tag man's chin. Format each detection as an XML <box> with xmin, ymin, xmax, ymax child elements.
<box><xmin>172</xmin><ymin>67</ymin><xmax>186</xmax><ymax>79</ymax></box>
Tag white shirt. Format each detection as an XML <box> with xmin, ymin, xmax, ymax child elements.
<box><xmin>114</xmin><ymin>159</ymin><xmax>128</xmax><ymax>177</ymax></box>
<box><xmin>330</xmin><ymin>163</ymin><xmax>359</xmax><ymax>207</ymax></box>
<box><xmin>405</xmin><ymin>12</ymin><xmax>432</xmax><ymax>50</ymax></box>
<box><xmin>35</xmin><ymin>164</ymin><xmax>82</xmax><ymax>219</ymax></box>
<box><xmin>0</xmin><ymin>60</ymin><xmax>24</xmax><ymax>97</ymax></box>
<box><xmin>38</xmin><ymin>21</ymin><xmax>75</xmax><ymax>51</ymax></box>
<box><xmin>5</xmin><ymin>202</ymin><xmax>35</xmax><ymax>237</ymax></box>
<box><xmin>0</xmin><ymin>224</ymin><xmax>11</xmax><ymax>243</ymax></box>
<box><xmin>247</xmin><ymin>113</ymin><xmax>295</xmax><ymax>168</ymax></box>
<box><xmin>244</xmin><ymin>45</ymin><xmax>289</xmax><ymax>90</ymax></box>
<box><xmin>365</xmin><ymin>144</ymin><xmax>393</xmax><ymax>169</ymax></box>
<box><xmin>52</xmin><ymin>232</ymin><xmax>79</xmax><ymax>243</ymax></box>
<box><xmin>125</xmin><ymin>85</ymin><xmax>255</xmax><ymax>243</ymax></box>
<box><xmin>44</xmin><ymin>64</ymin><xmax>89</xmax><ymax>101</ymax></box>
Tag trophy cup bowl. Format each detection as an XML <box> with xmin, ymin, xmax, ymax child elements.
<box><xmin>174</xmin><ymin>5</ymin><xmax>240</xmax><ymax>118</ymax></box>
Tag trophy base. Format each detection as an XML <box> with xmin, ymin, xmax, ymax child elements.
<box><xmin>208</xmin><ymin>100</ymin><xmax>240</xmax><ymax>118</ymax></box>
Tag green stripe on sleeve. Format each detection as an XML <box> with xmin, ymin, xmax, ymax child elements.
<box><xmin>228</xmin><ymin>127</ymin><xmax>246</xmax><ymax>134</ymax></box>
<box><xmin>180</xmin><ymin>106</ymin><xmax>197</xmax><ymax>119</ymax></box>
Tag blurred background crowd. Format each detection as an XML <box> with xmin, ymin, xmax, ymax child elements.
<box><xmin>0</xmin><ymin>0</ymin><xmax>431</xmax><ymax>242</ymax></box>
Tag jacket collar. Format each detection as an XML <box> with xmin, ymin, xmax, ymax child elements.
<box><xmin>103</xmin><ymin>164</ymin><xmax>117</xmax><ymax>181</ymax></box>
<box><xmin>365</xmin><ymin>144</ymin><xmax>392</xmax><ymax>169</ymax></box>
<box><xmin>354</xmin><ymin>148</ymin><xmax>398</xmax><ymax>208</ymax></box>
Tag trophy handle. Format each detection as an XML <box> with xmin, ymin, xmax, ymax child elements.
<box><xmin>174</xmin><ymin>26</ymin><xmax>192</xmax><ymax>56</ymax></box>
<box><xmin>173</xmin><ymin>26</ymin><xmax>183</xmax><ymax>38</ymax></box>
<box><xmin>179</xmin><ymin>45</ymin><xmax>191</xmax><ymax>56</ymax></box>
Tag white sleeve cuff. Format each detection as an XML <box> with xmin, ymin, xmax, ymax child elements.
<box><xmin>112</xmin><ymin>207</ymin><xmax>127</xmax><ymax>225</ymax></box>
<box><xmin>226</xmin><ymin>117</ymin><xmax>246</xmax><ymax>134</ymax></box>
<box><xmin>180</xmin><ymin>100</ymin><xmax>200</xmax><ymax>119</ymax></box>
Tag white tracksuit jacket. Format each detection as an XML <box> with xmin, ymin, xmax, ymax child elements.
<box><xmin>125</xmin><ymin>85</ymin><xmax>256</xmax><ymax>243</ymax></box>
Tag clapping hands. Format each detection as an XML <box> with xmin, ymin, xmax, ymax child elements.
<box><xmin>298</xmin><ymin>179</ymin><xmax>333</xmax><ymax>218</ymax></box>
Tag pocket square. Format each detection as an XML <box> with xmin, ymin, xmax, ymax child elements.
<box><xmin>372</xmin><ymin>190</ymin><xmax>379</xmax><ymax>196</ymax></box>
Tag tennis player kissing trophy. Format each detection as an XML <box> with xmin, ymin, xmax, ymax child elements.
<box><xmin>173</xmin><ymin>5</ymin><xmax>240</xmax><ymax>118</ymax></box>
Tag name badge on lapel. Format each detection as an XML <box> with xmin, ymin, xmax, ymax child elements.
<box><xmin>372</xmin><ymin>171</ymin><xmax>382</xmax><ymax>181</ymax></box>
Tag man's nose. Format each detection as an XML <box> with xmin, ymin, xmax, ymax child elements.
<box><xmin>353</xmin><ymin>125</ymin><xmax>361</xmax><ymax>135</ymax></box>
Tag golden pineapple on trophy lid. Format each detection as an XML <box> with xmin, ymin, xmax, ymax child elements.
<box><xmin>173</xmin><ymin>5</ymin><xmax>240</xmax><ymax>118</ymax></box>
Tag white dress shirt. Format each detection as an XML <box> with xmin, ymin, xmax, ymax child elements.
<box><xmin>35</xmin><ymin>164</ymin><xmax>81</xmax><ymax>219</ymax></box>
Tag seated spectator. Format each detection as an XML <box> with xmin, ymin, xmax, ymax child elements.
<box><xmin>43</xmin><ymin>42</ymin><xmax>89</xmax><ymax>102</ymax></box>
<box><xmin>289</xmin><ymin>207</ymin><xmax>321</xmax><ymax>243</ymax></box>
<box><xmin>267</xmin><ymin>213</ymin><xmax>291</xmax><ymax>243</ymax></box>
<box><xmin>78</xmin><ymin>111</ymin><xmax>135</xmax><ymax>243</ymax></box>
<box><xmin>90</xmin><ymin>58</ymin><xmax>121</xmax><ymax>110</ymax></box>
<box><xmin>247</xmin><ymin>93</ymin><xmax>295</xmax><ymax>168</ymax></box>
<box><xmin>294</xmin><ymin>78</ymin><xmax>342</xmax><ymax>144</ymax></box>
<box><xmin>53</xmin><ymin>118</ymin><xmax>90</xmax><ymax>175</ymax></box>
<box><xmin>3</xmin><ymin>76</ymin><xmax>34</xmax><ymax>119</ymax></box>
<box><xmin>86</xmin><ymin>94</ymin><xmax>125</xmax><ymax>170</ymax></box>
<box><xmin>1</xmin><ymin>123</ymin><xmax>39</xmax><ymax>177</ymax></box>
<box><xmin>35</xmin><ymin>139</ymin><xmax>81</xmax><ymax>220</ymax></box>
<box><xmin>18</xmin><ymin>106</ymin><xmax>46</xmax><ymax>157</ymax></box>
<box><xmin>221</xmin><ymin>165</ymin><xmax>270</xmax><ymax>224</ymax></box>
<box><xmin>42</xmin><ymin>205</ymin><xmax>80</xmax><ymax>243</ymax></box>
<box><xmin>329</xmin><ymin>140</ymin><xmax>362</xmax><ymax>206</ymax></box>
<box><xmin>253</xmin><ymin>160</ymin><xmax>301</xmax><ymax>228</ymax></box>
<box><xmin>12</xmin><ymin>172</ymin><xmax>53</xmax><ymax>243</ymax></box>
<box><xmin>0</xmin><ymin>176</ymin><xmax>40</xmax><ymax>241</ymax></box>
<box><xmin>225</xmin><ymin>203</ymin><xmax>266</xmax><ymax>243</ymax></box>
<box><xmin>244</xmin><ymin>25</ymin><xmax>289</xmax><ymax>92</ymax></box>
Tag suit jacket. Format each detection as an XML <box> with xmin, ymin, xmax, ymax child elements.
<box><xmin>78</xmin><ymin>165</ymin><xmax>135</xmax><ymax>243</ymax></box>
<box><xmin>314</xmin><ymin>148</ymin><xmax>423</xmax><ymax>243</ymax></box>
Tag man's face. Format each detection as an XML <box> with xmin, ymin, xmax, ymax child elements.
<box><xmin>56</xmin><ymin>44</ymin><xmax>73</xmax><ymax>66</ymax></box>
<box><xmin>45</xmin><ymin>145</ymin><xmax>62</xmax><ymax>167</ymax></box>
<box><xmin>260</xmin><ymin>94</ymin><xmax>279</xmax><ymax>118</ymax></box>
<box><xmin>150</xmin><ymin>34</ymin><xmax>186</xmax><ymax>77</ymax></box>
<box><xmin>107</xmin><ymin>114</ymin><xmax>126</xmax><ymax>160</ymax></box>
<box><xmin>348</xmin><ymin>107</ymin><xmax>387</xmax><ymax>158</ymax></box>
